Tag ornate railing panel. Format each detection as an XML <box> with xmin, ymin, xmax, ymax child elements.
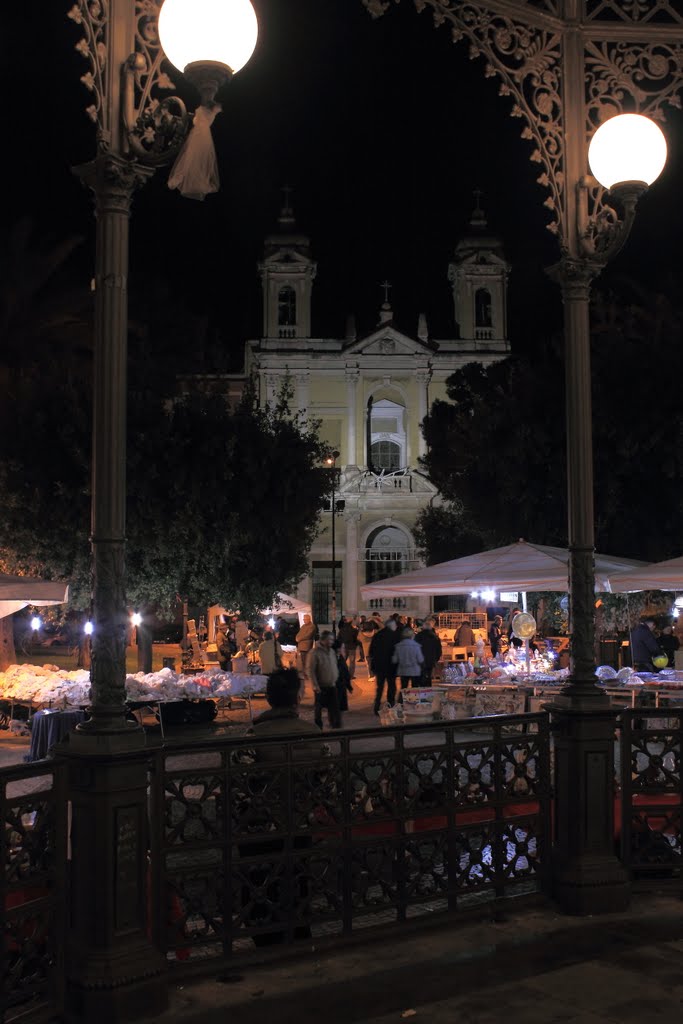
<box><xmin>0</xmin><ymin>761</ymin><xmax>67</xmax><ymax>1023</ymax></box>
<box><xmin>149</xmin><ymin>713</ymin><xmax>551</xmax><ymax>965</ymax></box>
<box><xmin>618</xmin><ymin>708</ymin><xmax>682</xmax><ymax>891</ymax></box>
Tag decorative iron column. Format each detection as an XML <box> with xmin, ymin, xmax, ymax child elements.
<box><xmin>363</xmin><ymin>0</ymin><xmax>683</xmax><ymax>913</ymax></box>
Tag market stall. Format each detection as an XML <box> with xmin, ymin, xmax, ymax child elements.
<box><xmin>0</xmin><ymin>663</ymin><xmax>268</xmax><ymax>743</ymax></box>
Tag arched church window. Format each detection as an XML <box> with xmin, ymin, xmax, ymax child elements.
<box><xmin>278</xmin><ymin>286</ymin><xmax>296</xmax><ymax>326</ymax></box>
<box><xmin>475</xmin><ymin>288</ymin><xmax>492</xmax><ymax>328</ymax></box>
<box><xmin>370</xmin><ymin>441</ymin><xmax>401</xmax><ymax>472</ymax></box>
<box><xmin>365</xmin><ymin>525</ymin><xmax>410</xmax><ymax>585</ymax></box>
<box><xmin>367</xmin><ymin>397</ymin><xmax>406</xmax><ymax>471</ymax></box>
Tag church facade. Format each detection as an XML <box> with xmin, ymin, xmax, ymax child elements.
<box><xmin>243</xmin><ymin>199</ymin><xmax>511</xmax><ymax>624</ymax></box>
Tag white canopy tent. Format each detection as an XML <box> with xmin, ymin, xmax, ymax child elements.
<box><xmin>608</xmin><ymin>555</ymin><xmax>683</xmax><ymax>593</ymax></box>
<box><xmin>0</xmin><ymin>574</ymin><xmax>70</xmax><ymax>620</ymax></box>
<box><xmin>360</xmin><ymin>540</ymin><xmax>646</xmax><ymax>599</ymax></box>
<box><xmin>208</xmin><ymin>593</ymin><xmax>313</xmax><ymax>641</ymax></box>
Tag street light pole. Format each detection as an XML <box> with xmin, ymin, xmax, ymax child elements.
<box><xmin>326</xmin><ymin>450</ymin><xmax>341</xmax><ymax>636</ymax></box>
<box><xmin>64</xmin><ymin>2</ymin><xmax>258</xmax><ymax>1017</ymax></box>
<box><xmin>364</xmin><ymin>0</ymin><xmax>683</xmax><ymax>913</ymax></box>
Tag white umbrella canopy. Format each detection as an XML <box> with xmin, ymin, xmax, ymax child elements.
<box><xmin>360</xmin><ymin>540</ymin><xmax>646</xmax><ymax>599</ymax></box>
<box><xmin>0</xmin><ymin>574</ymin><xmax>69</xmax><ymax>619</ymax></box>
<box><xmin>609</xmin><ymin>554</ymin><xmax>683</xmax><ymax>593</ymax></box>
<box><xmin>260</xmin><ymin>593</ymin><xmax>312</xmax><ymax>617</ymax></box>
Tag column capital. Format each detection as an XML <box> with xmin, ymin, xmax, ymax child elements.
<box><xmin>76</xmin><ymin>153</ymin><xmax>154</xmax><ymax>215</ymax></box>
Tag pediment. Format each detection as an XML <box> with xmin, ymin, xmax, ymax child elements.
<box><xmin>261</xmin><ymin>247</ymin><xmax>312</xmax><ymax>267</ymax></box>
<box><xmin>344</xmin><ymin>325</ymin><xmax>435</xmax><ymax>356</ymax></box>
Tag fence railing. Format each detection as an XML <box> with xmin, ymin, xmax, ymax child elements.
<box><xmin>4</xmin><ymin>704</ymin><xmax>681</xmax><ymax>1017</ymax></box>
<box><xmin>618</xmin><ymin>708</ymin><xmax>683</xmax><ymax>892</ymax></box>
<box><xmin>148</xmin><ymin>712</ymin><xmax>552</xmax><ymax>967</ymax></box>
<box><xmin>0</xmin><ymin>760</ymin><xmax>67</xmax><ymax>1023</ymax></box>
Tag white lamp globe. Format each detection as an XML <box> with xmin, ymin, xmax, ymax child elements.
<box><xmin>588</xmin><ymin>113</ymin><xmax>667</xmax><ymax>190</ymax></box>
<box><xmin>159</xmin><ymin>0</ymin><xmax>258</xmax><ymax>76</ymax></box>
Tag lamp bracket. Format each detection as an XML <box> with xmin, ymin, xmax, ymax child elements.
<box><xmin>70</xmin><ymin>0</ymin><xmax>190</xmax><ymax>167</ymax></box>
<box><xmin>363</xmin><ymin>1</ymin><xmax>683</xmax><ymax>251</ymax></box>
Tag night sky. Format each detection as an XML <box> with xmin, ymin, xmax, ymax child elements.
<box><xmin>3</xmin><ymin>1</ymin><xmax>683</xmax><ymax>366</ymax></box>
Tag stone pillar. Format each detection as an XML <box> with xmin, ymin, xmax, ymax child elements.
<box><xmin>345</xmin><ymin>368</ymin><xmax>359</xmax><ymax>467</ymax></box>
<box><xmin>416</xmin><ymin>369</ymin><xmax>431</xmax><ymax>461</ymax></box>
<box><xmin>344</xmin><ymin>513</ymin><xmax>361</xmax><ymax>612</ymax></box>
<box><xmin>295</xmin><ymin>371</ymin><xmax>310</xmax><ymax>421</ymax></box>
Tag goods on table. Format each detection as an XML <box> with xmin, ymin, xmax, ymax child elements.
<box><xmin>0</xmin><ymin>663</ymin><xmax>268</xmax><ymax>708</ymax></box>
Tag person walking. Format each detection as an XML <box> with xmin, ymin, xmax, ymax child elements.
<box><xmin>359</xmin><ymin>614</ymin><xmax>381</xmax><ymax>669</ymax></box>
<box><xmin>338</xmin><ymin>615</ymin><xmax>359</xmax><ymax>680</ymax></box>
<box><xmin>295</xmin><ymin>613</ymin><xmax>318</xmax><ymax>683</ymax></box>
<box><xmin>415</xmin><ymin>620</ymin><xmax>442</xmax><ymax>685</ymax></box>
<box><xmin>369</xmin><ymin>619</ymin><xmax>399</xmax><ymax>714</ymax></box>
<box><xmin>309</xmin><ymin>631</ymin><xmax>341</xmax><ymax>729</ymax></box>
<box><xmin>393</xmin><ymin>627</ymin><xmax>425</xmax><ymax>693</ymax></box>
<box><xmin>333</xmin><ymin>639</ymin><xmax>354</xmax><ymax>712</ymax></box>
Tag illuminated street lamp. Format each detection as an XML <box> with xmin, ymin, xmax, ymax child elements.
<box><xmin>365</xmin><ymin>0</ymin><xmax>683</xmax><ymax>914</ymax></box>
<box><xmin>64</xmin><ymin>1</ymin><xmax>258</xmax><ymax>1016</ymax></box>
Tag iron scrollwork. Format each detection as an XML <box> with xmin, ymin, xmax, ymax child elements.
<box><xmin>362</xmin><ymin>1</ymin><xmax>683</xmax><ymax>255</ymax></box>
<box><xmin>68</xmin><ymin>0</ymin><xmax>189</xmax><ymax>166</ymax></box>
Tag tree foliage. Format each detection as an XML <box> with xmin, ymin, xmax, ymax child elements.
<box><xmin>418</xmin><ymin>278</ymin><xmax>683</xmax><ymax>565</ymax></box>
<box><xmin>0</xmin><ymin>374</ymin><xmax>330</xmax><ymax>622</ymax></box>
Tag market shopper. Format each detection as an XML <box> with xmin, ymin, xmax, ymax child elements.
<box><xmin>489</xmin><ymin>615</ymin><xmax>504</xmax><ymax>657</ymax></box>
<box><xmin>359</xmin><ymin>614</ymin><xmax>381</xmax><ymax>668</ymax></box>
<box><xmin>309</xmin><ymin>631</ymin><xmax>342</xmax><ymax>729</ymax></box>
<box><xmin>246</xmin><ymin>669</ymin><xmax>322</xmax><ymax>945</ymax></box>
<box><xmin>508</xmin><ymin>608</ymin><xmax>523</xmax><ymax>649</ymax></box>
<box><xmin>393</xmin><ymin>627</ymin><xmax>425</xmax><ymax>692</ymax></box>
<box><xmin>258</xmin><ymin>630</ymin><xmax>283</xmax><ymax>674</ymax></box>
<box><xmin>215</xmin><ymin>623</ymin><xmax>232</xmax><ymax>671</ymax></box>
<box><xmin>455</xmin><ymin>620</ymin><xmax>475</xmax><ymax>648</ymax></box>
<box><xmin>295</xmin><ymin>613</ymin><xmax>318</xmax><ymax>681</ymax></box>
<box><xmin>369</xmin><ymin>619</ymin><xmax>399</xmax><ymax>714</ymax></box>
<box><xmin>338</xmin><ymin>616</ymin><xmax>359</xmax><ymax>679</ymax></box>
<box><xmin>333</xmin><ymin>639</ymin><xmax>354</xmax><ymax>711</ymax></box>
<box><xmin>631</xmin><ymin>617</ymin><xmax>664</xmax><ymax>672</ymax></box>
<box><xmin>415</xmin><ymin>621</ymin><xmax>442</xmax><ymax>685</ymax></box>
<box><xmin>659</xmin><ymin>625</ymin><xmax>680</xmax><ymax>668</ymax></box>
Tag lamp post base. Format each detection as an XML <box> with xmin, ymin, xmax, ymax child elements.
<box><xmin>547</xmin><ymin>699</ymin><xmax>630</xmax><ymax>915</ymax></box>
<box><xmin>62</xmin><ymin>742</ymin><xmax>168</xmax><ymax>1023</ymax></box>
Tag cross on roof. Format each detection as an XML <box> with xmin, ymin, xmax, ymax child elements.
<box><xmin>381</xmin><ymin>280</ymin><xmax>392</xmax><ymax>305</ymax></box>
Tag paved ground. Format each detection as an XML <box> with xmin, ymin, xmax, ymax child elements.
<box><xmin>147</xmin><ymin>893</ymin><xmax>683</xmax><ymax>1024</ymax></box>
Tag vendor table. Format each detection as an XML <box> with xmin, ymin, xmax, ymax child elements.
<box><xmin>25</xmin><ymin>708</ymin><xmax>87</xmax><ymax>761</ymax></box>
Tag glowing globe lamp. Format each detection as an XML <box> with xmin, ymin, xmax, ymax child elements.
<box><xmin>588</xmin><ymin>114</ymin><xmax>667</xmax><ymax>190</ymax></box>
<box><xmin>159</xmin><ymin>0</ymin><xmax>258</xmax><ymax>76</ymax></box>
<box><xmin>31</xmin><ymin>616</ymin><xmax>42</xmax><ymax>631</ymax></box>
<box><xmin>652</xmin><ymin>654</ymin><xmax>669</xmax><ymax>670</ymax></box>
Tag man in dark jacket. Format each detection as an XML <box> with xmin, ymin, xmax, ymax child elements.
<box><xmin>415</xmin><ymin>621</ymin><xmax>443</xmax><ymax>685</ymax></box>
<box><xmin>338</xmin><ymin>616</ymin><xmax>359</xmax><ymax>679</ymax></box>
<box><xmin>369</xmin><ymin>619</ymin><xmax>399</xmax><ymax>714</ymax></box>
<box><xmin>631</xmin><ymin>617</ymin><xmax>664</xmax><ymax>672</ymax></box>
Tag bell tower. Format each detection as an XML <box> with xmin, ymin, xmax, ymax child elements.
<box><xmin>259</xmin><ymin>189</ymin><xmax>317</xmax><ymax>339</ymax></box>
<box><xmin>448</xmin><ymin>192</ymin><xmax>510</xmax><ymax>350</ymax></box>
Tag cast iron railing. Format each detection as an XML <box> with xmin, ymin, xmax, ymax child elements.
<box><xmin>618</xmin><ymin>707</ymin><xmax>682</xmax><ymax>892</ymax></box>
<box><xmin>0</xmin><ymin>760</ymin><xmax>67</xmax><ymax>1023</ymax></box>
<box><xmin>148</xmin><ymin>712</ymin><xmax>552</xmax><ymax>966</ymax></box>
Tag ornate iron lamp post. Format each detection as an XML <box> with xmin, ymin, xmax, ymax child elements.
<box><xmin>325</xmin><ymin>450</ymin><xmax>341</xmax><ymax>635</ymax></box>
<box><xmin>63</xmin><ymin>2</ymin><xmax>257</xmax><ymax>1018</ymax></box>
<box><xmin>364</xmin><ymin>0</ymin><xmax>683</xmax><ymax>913</ymax></box>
